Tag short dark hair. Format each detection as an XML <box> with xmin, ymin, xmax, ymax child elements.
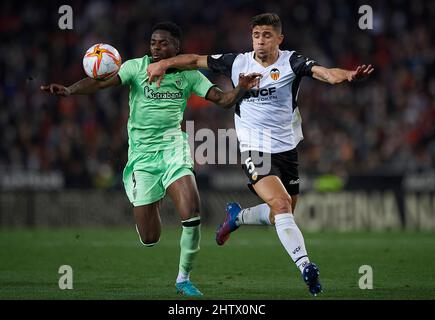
<box><xmin>151</xmin><ymin>21</ymin><xmax>182</xmax><ymax>41</ymax></box>
<box><xmin>250</xmin><ymin>13</ymin><xmax>282</xmax><ymax>33</ymax></box>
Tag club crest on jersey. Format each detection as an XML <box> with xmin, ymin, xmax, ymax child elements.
<box><xmin>270</xmin><ymin>68</ymin><xmax>280</xmax><ymax>81</ymax></box>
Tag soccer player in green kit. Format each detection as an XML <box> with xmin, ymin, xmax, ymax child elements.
<box><xmin>41</xmin><ymin>22</ymin><xmax>261</xmax><ymax>297</ymax></box>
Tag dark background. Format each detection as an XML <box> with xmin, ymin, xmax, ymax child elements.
<box><xmin>1</xmin><ymin>0</ymin><xmax>433</xmax><ymax>188</ymax></box>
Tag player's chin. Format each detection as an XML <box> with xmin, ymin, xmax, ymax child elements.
<box><xmin>255</xmin><ymin>51</ymin><xmax>267</xmax><ymax>60</ymax></box>
<box><xmin>152</xmin><ymin>55</ymin><xmax>162</xmax><ymax>62</ymax></box>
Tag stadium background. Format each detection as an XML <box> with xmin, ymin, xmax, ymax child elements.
<box><xmin>1</xmin><ymin>0</ymin><xmax>434</xmax><ymax>300</ymax></box>
<box><xmin>1</xmin><ymin>0</ymin><xmax>434</xmax><ymax>229</ymax></box>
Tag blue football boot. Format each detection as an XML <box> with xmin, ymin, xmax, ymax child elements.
<box><xmin>175</xmin><ymin>280</ymin><xmax>203</xmax><ymax>297</ymax></box>
<box><xmin>302</xmin><ymin>263</ymin><xmax>323</xmax><ymax>296</ymax></box>
<box><xmin>215</xmin><ymin>202</ymin><xmax>241</xmax><ymax>246</ymax></box>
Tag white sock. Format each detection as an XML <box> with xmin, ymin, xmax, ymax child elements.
<box><xmin>236</xmin><ymin>203</ymin><xmax>272</xmax><ymax>226</ymax></box>
<box><xmin>176</xmin><ymin>271</ymin><xmax>190</xmax><ymax>283</ymax></box>
<box><xmin>274</xmin><ymin>213</ymin><xmax>310</xmax><ymax>273</ymax></box>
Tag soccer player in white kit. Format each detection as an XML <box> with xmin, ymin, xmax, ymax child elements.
<box><xmin>147</xmin><ymin>13</ymin><xmax>374</xmax><ymax>296</ymax></box>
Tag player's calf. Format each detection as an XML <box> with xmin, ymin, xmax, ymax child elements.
<box><xmin>139</xmin><ymin>239</ymin><xmax>160</xmax><ymax>247</ymax></box>
<box><xmin>177</xmin><ymin>216</ymin><xmax>201</xmax><ymax>285</ymax></box>
<box><xmin>135</xmin><ymin>225</ymin><xmax>160</xmax><ymax>247</ymax></box>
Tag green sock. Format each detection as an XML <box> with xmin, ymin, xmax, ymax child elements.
<box><xmin>178</xmin><ymin>216</ymin><xmax>201</xmax><ymax>282</ymax></box>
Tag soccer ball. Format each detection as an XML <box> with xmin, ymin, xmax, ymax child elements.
<box><xmin>83</xmin><ymin>43</ymin><xmax>122</xmax><ymax>80</ymax></box>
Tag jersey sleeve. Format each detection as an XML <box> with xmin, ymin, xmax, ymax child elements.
<box><xmin>118</xmin><ymin>59</ymin><xmax>140</xmax><ymax>85</ymax></box>
<box><xmin>290</xmin><ymin>52</ymin><xmax>320</xmax><ymax>78</ymax></box>
<box><xmin>207</xmin><ymin>53</ymin><xmax>238</xmax><ymax>77</ymax></box>
<box><xmin>186</xmin><ymin>70</ymin><xmax>216</xmax><ymax>98</ymax></box>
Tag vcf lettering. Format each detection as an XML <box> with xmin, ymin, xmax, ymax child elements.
<box><xmin>244</xmin><ymin>87</ymin><xmax>276</xmax><ymax>99</ymax></box>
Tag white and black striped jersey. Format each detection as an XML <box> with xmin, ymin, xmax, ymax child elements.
<box><xmin>207</xmin><ymin>50</ymin><xmax>319</xmax><ymax>153</ymax></box>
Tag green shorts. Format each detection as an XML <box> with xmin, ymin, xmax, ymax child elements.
<box><xmin>123</xmin><ymin>142</ymin><xmax>194</xmax><ymax>206</ymax></box>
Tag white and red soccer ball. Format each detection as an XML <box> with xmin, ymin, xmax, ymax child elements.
<box><xmin>83</xmin><ymin>43</ymin><xmax>122</xmax><ymax>80</ymax></box>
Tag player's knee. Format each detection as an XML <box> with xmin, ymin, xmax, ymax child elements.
<box><xmin>180</xmin><ymin>205</ymin><xmax>201</xmax><ymax>221</ymax></box>
<box><xmin>269</xmin><ymin>195</ymin><xmax>292</xmax><ymax>214</ymax></box>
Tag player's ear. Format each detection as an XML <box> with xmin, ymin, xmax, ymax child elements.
<box><xmin>175</xmin><ymin>39</ymin><xmax>181</xmax><ymax>54</ymax></box>
<box><xmin>277</xmin><ymin>34</ymin><xmax>284</xmax><ymax>46</ymax></box>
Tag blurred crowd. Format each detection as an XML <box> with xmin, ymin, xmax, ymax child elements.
<box><xmin>0</xmin><ymin>0</ymin><xmax>434</xmax><ymax>188</ymax></box>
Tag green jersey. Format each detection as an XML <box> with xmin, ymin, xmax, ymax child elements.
<box><xmin>118</xmin><ymin>55</ymin><xmax>215</xmax><ymax>153</ymax></box>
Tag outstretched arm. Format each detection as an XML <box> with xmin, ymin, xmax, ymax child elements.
<box><xmin>205</xmin><ymin>73</ymin><xmax>262</xmax><ymax>109</ymax></box>
<box><xmin>312</xmin><ymin>64</ymin><xmax>374</xmax><ymax>85</ymax></box>
<box><xmin>40</xmin><ymin>75</ymin><xmax>121</xmax><ymax>97</ymax></box>
<box><xmin>147</xmin><ymin>54</ymin><xmax>208</xmax><ymax>87</ymax></box>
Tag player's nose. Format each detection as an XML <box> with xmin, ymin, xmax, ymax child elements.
<box><xmin>257</xmin><ymin>36</ymin><xmax>266</xmax><ymax>43</ymax></box>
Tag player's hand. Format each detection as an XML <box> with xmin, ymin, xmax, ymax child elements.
<box><xmin>238</xmin><ymin>72</ymin><xmax>263</xmax><ymax>90</ymax></box>
<box><xmin>147</xmin><ymin>61</ymin><xmax>166</xmax><ymax>88</ymax></box>
<box><xmin>348</xmin><ymin>64</ymin><xmax>374</xmax><ymax>82</ymax></box>
<box><xmin>40</xmin><ymin>84</ymin><xmax>71</xmax><ymax>97</ymax></box>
